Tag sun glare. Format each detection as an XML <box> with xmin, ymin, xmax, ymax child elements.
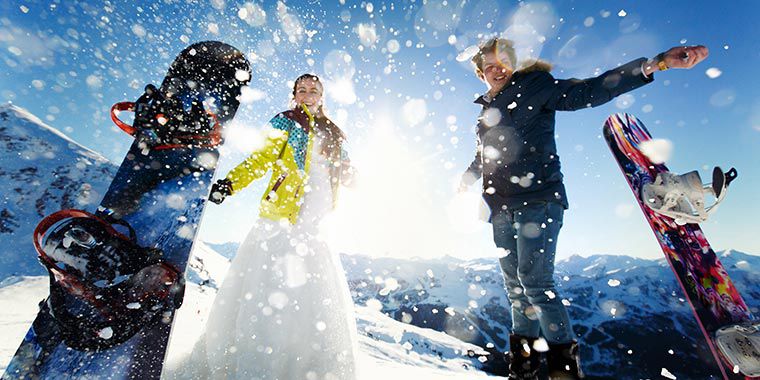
<box><xmin>321</xmin><ymin>117</ymin><xmax>496</xmax><ymax>260</ymax></box>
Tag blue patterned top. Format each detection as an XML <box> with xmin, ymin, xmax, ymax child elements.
<box><xmin>269</xmin><ymin>113</ymin><xmax>310</xmax><ymax>171</ymax></box>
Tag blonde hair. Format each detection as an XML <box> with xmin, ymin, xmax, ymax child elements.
<box><xmin>472</xmin><ymin>37</ymin><xmax>552</xmax><ymax>75</ymax></box>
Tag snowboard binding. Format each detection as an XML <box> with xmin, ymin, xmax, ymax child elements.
<box><xmin>641</xmin><ymin>166</ymin><xmax>737</xmax><ymax>225</ymax></box>
<box><xmin>33</xmin><ymin>209</ymin><xmax>185</xmax><ymax>350</ymax></box>
<box><xmin>715</xmin><ymin>321</ymin><xmax>760</xmax><ymax>377</ymax></box>
<box><xmin>110</xmin><ymin>41</ymin><xmax>251</xmax><ymax>151</ymax></box>
<box><xmin>110</xmin><ymin>83</ymin><xmax>222</xmax><ymax>150</ymax></box>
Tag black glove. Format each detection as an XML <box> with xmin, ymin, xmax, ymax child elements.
<box><xmin>209</xmin><ymin>178</ymin><xmax>233</xmax><ymax>204</ymax></box>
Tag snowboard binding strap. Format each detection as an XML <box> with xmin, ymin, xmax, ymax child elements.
<box><xmin>33</xmin><ymin>209</ymin><xmax>185</xmax><ymax>350</ymax></box>
<box><xmin>110</xmin><ymin>89</ymin><xmax>223</xmax><ymax>150</ymax></box>
<box><xmin>641</xmin><ymin>166</ymin><xmax>737</xmax><ymax>225</ymax></box>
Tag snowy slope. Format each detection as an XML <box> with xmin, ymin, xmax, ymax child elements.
<box><xmin>0</xmin><ymin>265</ymin><xmax>493</xmax><ymax>379</ymax></box>
<box><xmin>0</xmin><ymin>103</ymin><xmax>117</xmax><ymax>278</ymax></box>
<box><xmin>341</xmin><ymin>250</ymin><xmax>760</xmax><ymax>379</ymax></box>
<box><xmin>0</xmin><ymin>276</ymin><xmax>48</xmax><ymax>365</ymax></box>
<box><xmin>179</xmin><ymin>241</ymin><xmax>760</xmax><ymax>379</ymax></box>
<box><xmin>3</xmin><ymin>241</ymin><xmax>759</xmax><ymax>379</ymax></box>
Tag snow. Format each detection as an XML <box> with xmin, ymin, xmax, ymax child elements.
<box><xmin>0</xmin><ymin>275</ymin><xmax>491</xmax><ymax>379</ymax></box>
<box><xmin>3</xmin><ymin>236</ymin><xmax>760</xmax><ymax>378</ymax></box>
<box><xmin>402</xmin><ymin>98</ymin><xmax>428</xmax><ymax>126</ymax></box>
<box><xmin>709</xmin><ymin>89</ymin><xmax>736</xmax><ymax>107</ymax></box>
<box><xmin>705</xmin><ymin>67</ymin><xmax>722</xmax><ymax>79</ymax></box>
<box><xmin>0</xmin><ymin>104</ymin><xmax>116</xmax><ymax>278</ymax></box>
<box><xmin>661</xmin><ymin>367</ymin><xmax>677</xmax><ymax>379</ymax></box>
<box><xmin>638</xmin><ymin>138</ymin><xmax>673</xmax><ymax>164</ymax></box>
<box><xmin>163</xmin><ymin>243</ymin><xmax>493</xmax><ymax>379</ymax></box>
<box><xmin>0</xmin><ymin>277</ymin><xmax>48</xmax><ymax>363</ymax></box>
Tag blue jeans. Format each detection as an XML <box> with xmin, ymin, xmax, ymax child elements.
<box><xmin>491</xmin><ymin>201</ymin><xmax>574</xmax><ymax>344</ymax></box>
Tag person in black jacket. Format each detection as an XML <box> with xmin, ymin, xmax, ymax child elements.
<box><xmin>459</xmin><ymin>38</ymin><xmax>708</xmax><ymax>380</ymax></box>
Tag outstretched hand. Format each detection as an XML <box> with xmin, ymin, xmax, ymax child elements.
<box><xmin>209</xmin><ymin>178</ymin><xmax>233</xmax><ymax>204</ymax></box>
<box><xmin>662</xmin><ymin>45</ymin><xmax>709</xmax><ymax>70</ymax></box>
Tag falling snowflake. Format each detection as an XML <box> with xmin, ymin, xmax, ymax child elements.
<box><xmin>705</xmin><ymin>67</ymin><xmax>722</xmax><ymax>79</ymax></box>
<box><xmin>639</xmin><ymin>138</ymin><xmax>673</xmax><ymax>164</ymax></box>
<box><xmin>98</xmin><ymin>327</ymin><xmax>114</xmax><ymax>340</ymax></box>
<box><xmin>661</xmin><ymin>367</ymin><xmax>677</xmax><ymax>379</ymax></box>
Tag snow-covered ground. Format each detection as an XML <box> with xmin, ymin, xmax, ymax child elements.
<box><xmin>0</xmin><ymin>275</ymin><xmax>492</xmax><ymax>379</ymax></box>
<box><xmin>0</xmin><ymin>277</ymin><xmax>49</xmax><ymax>365</ymax></box>
<box><xmin>6</xmin><ymin>241</ymin><xmax>758</xmax><ymax>379</ymax></box>
<box><xmin>162</xmin><ymin>278</ymin><xmax>492</xmax><ymax>379</ymax></box>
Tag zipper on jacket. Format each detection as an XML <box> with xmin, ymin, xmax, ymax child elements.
<box><xmin>265</xmin><ymin>173</ymin><xmax>287</xmax><ymax>201</ymax></box>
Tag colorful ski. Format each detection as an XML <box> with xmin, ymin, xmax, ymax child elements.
<box><xmin>604</xmin><ymin>113</ymin><xmax>759</xmax><ymax>379</ymax></box>
<box><xmin>2</xmin><ymin>41</ymin><xmax>250</xmax><ymax>379</ymax></box>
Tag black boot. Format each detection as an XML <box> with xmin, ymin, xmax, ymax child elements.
<box><xmin>508</xmin><ymin>334</ymin><xmax>541</xmax><ymax>380</ymax></box>
<box><xmin>547</xmin><ymin>341</ymin><xmax>584</xmax><ymax>379</ymax></box>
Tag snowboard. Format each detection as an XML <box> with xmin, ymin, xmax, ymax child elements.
<box><xmin>604</xmin><ymin>113</ymin><xmax>759</xmax><ymax>379</ymax></box>
<box><xmin>2</xmin><ymin>41</ymin><xmax>251</xmax><ymax>379</ymax></box>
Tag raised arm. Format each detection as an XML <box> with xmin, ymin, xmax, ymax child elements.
<box><xmin>542</xmin><ymin>45</ymin><xmax>708</xmax><ymax>111</ymax></box>
<box><xmin>541</xmin><ymin>58</ymin><xmax>651</xmax><ymax>111</ymax></box>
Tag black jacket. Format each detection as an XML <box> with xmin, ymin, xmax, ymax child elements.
<box><xmin>463</xmin><ymin>58</ymin><xmax>653</xmax><ymax>212</ymax></box>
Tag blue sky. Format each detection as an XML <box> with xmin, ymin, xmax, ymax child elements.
<box><xmin>1</xmin><ymin>0</ymin><xmax>758</xmax><ymax>260</ymax></box>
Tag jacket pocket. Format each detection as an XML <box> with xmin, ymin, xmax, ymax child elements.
<box><xmin>265</xmin><ymin>173</ymin><xmax>287</xmax><ymax>201</ymax></box>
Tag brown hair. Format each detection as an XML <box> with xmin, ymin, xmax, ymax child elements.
<box><xmin>471</xmin><ymin>37</ymin><xmax>552</xmax><ymax>75</ymax></box>
<box><xmin>292</xmin><ymin>74</ymin><xmax>346</xmax><ymax>162</ymax></box>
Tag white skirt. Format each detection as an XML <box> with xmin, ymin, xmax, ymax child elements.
<box><xmin>199</xmin><ymin>218</ymin><xmax>358</xmax><ymax>380</ymax></box>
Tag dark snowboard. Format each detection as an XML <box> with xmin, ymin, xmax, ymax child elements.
<box><xmin>3</xmin><ymin>41</ymin><xmax>251</xmax><ymax>379</ymax></box>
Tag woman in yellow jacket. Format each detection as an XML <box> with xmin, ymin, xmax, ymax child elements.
<box><xmin>188</xmin><ymin>74</ymin><xmax>359</xmax><ymax>379</ymax></box>
<box><xmin>209</xmin><ymin>74</ymin><xmax>353</xmax><ymax>222</ymax></box>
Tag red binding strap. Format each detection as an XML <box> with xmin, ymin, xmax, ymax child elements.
<box><xmin>109</xmin><ymin>102</ymin><xmax>222</xmax><ymax>149</ymax></box>
<box><xmin>32</xmin><ymin>209</ymin><xmax>182</xmax><ymax>315</ymax></box>
<box><xmin>33</xmin><ymin>209</ymin><xmax>133</xmax><ymax>274</ymax></box>
<box><xmin>33</xmin><ymin>209</ymin><xmax>99</xmax><ymax>264</ymax></box>
<box><xmin>33</xmin><ymin>209</ymin><xmax>123</xmax><ymax>312</ymax></box>
<box><xmin>110</xmin><ymin>102</ymin><xmax>138</xmax><ymax>136</ymax></box>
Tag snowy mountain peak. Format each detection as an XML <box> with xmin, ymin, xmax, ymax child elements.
<box><xmin>0</xmin><ymin>103</ymin><xmax>110</xmax><ymax>164</ymax></box>
<box><xmin>0</xmin><ymin>105</ymin><xmax>117</xmax><ymax>278</ymax></box>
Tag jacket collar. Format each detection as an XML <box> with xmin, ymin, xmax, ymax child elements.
<box><xmin>284</xmin><ymin>107</ymin><xmax>313</xmax><ymax>133</ymax></box>
<box><xmin>473</xmin><ymin>72</ymin><xmax>525</xmax><ymax>108</ymax></box>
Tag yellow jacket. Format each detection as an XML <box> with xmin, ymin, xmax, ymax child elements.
<box><xmin>224</xmin><ymin>106</ymin><xmax>349</xmax><ymax>224</ymax></box>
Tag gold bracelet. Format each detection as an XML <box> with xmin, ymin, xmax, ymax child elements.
<box><xmin>656</xmin><ymin>53</ymin><xmax>668</xmax><ymax>71</ymax></box>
